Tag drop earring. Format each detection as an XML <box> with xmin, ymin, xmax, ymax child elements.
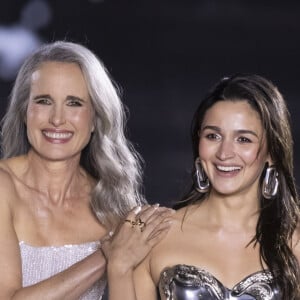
<box><xmin>194</xmin><ymin>157</ymin><xmax>210</xmax><ymax>193</ymax></box>
<box><xmin>262</xmin><ymin>164</ymin><xmax>279</xmax><ymax>199</ymax></box>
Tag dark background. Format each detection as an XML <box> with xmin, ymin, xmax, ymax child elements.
<box><xmin>0</xmin><ymin>0</ymin><xmax>299</xmax><ymax>207</ymax></box>
<box><xmin>0</xmin><ymin>1</ymin><xmax>299</xmax><ymax>299</ymax></box>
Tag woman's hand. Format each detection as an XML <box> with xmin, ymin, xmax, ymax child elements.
<box><xmin>101</xmin><ymin>205</ymin><xmax>174</xmax><ymax>276</ymax></box>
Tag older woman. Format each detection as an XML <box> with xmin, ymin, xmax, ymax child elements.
<box><xmin>0</xmin><ymin>41</ymin><xmax>173</xmax><ymax>299</ymax></box>
<box><xmin>133</xmin><ymin>74</ymin><xmax>300</xmax><ymax>299</ymax></box>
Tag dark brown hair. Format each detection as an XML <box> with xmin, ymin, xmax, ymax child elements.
<box><xmin>176</xmin><ymin>74</ymin><xmax>300</xmax><ymax>299</ymax></box>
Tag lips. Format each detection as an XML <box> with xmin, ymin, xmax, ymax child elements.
<box><xmin>42</xmin><ymin>130</ymin><xmax>73</xmax><ymax>143</ymax></box>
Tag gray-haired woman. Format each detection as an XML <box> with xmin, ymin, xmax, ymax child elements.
<box><xmin>0</xmin><ymin>41</ymin><xmax>173</xmax><ymax>299</ymax></box>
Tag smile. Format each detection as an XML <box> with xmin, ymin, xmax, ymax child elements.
<box><xmin>42</xmin><ymin>131</ymin><xmax>73</xmax><ymax>139</ymax></box>
<box><xmin>216</xmin><ymin>165</ymin><xmax>242</xmax><ymax>172</ymax></box>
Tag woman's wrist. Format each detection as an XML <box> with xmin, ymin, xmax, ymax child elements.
<box><xmin>107</xmin><ymin>258</ymin><xmax>134</xmax><ymax>279</ymax></box>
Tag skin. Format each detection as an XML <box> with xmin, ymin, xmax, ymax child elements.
<box><xmin>26</xmin><ymin>61</ymin><xmax>95</xmax><ymax>163</ymax></box>
<box><xmin>0</xmin><ymin>61</ymin><xmax>173</xmax><ymax>299</ymax></box>
<box><xmin>134</xmin><ymin>100</ymin><xmax>300</xmax><ymax>299</ymax></box>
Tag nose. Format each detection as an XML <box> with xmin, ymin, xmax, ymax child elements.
<box><xmin>216</xmin><ymin>139</ymin><xmax>235</xmax><ymax>160</ymax></box>
<box><xmin>49</xmin><ymin>104</ymin><xmax>66</xmax><ymax>127</ymax></box>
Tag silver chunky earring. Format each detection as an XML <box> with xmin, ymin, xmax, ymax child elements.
<box><xmin>262</xmin><ymin>165</ymin><xmax>279</xmax><ymax>199</ymax></box>
<box><xmin>194</xmin><ymin>157</ymin><xmax>210</xmax><ymax>193</ymax></box>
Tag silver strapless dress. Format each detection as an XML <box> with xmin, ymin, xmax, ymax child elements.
<box><xmin>19</xmin><ymin>241</ymin><xmax>106</xmax><ymax>300</ymax></box>
<box><xmin>159</xmin><ymin>264</ymin><xmax>281</xmax><ymax>300</ymax></box>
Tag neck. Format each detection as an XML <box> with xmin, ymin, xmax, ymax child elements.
<box><xmin>22</xmin><ymin>150</ymin><xmax>92</xmax><ymax>205</ymax></box>
<box><xmin>202</xmin><ymin>190</ymin><xmax>259</xmax><ymax>232</ymax></box>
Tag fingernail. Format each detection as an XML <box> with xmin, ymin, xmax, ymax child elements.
<box><xmin>134</xmin><ymin>206</ymin><xmax>142</xmax><ymax>214</ymax></box>
<box><xmin>153</xmin><ymin>203</ymin><xmax>160</xmax><ymax>209</ymax></box>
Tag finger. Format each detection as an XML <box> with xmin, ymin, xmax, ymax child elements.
<box><xmin>101</xmin><ymin>230</ymin><xmax>114</xmax><ymax>243</ymax></box>
<box><xmin>123</xmin><ymin>204</ymin><xmax>161</xmax><ymax>230</ymax></box>
<box><xmin>131</xmin><ymin>206</ymin><xmax>164</xmax><ymax>233</ymax></box>
<box><xmin>124</xmin><ymin>205</ymin><xmax>150</xmax><ymax>224</ymax></box>
<box><xmin>144</xmin><ymin>207</ymin><xmax>175</xmax><ymax>224</ymax></box>
<box><xmin>136</xmin><ymin>205</ymin><xmax>172</xmax><ymax>224</ymax></box>
<box><xmin>146</xmin><ymin>219</ymin><xmax>173</xmax><ymax>245</ymax></box>
<box><xmin>121</xmin><ymin>205</ymin><xmax>173</xmax><ymax>238</ymax></box>
<box><xmin>99</xmin><ymin>230</ymin><xmax>114</xmax><ymax>254</ymax></box>
<box><xmin>98</xmin><ymin>232</ymin><xmax>112</xmax><ymax>253</ymax></box>
<box><xmin>139</xmin><ymin>209</ymin><xmax>175</xmax><ymax>236</ymax></box>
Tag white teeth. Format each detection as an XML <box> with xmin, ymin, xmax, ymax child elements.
<box><xmin>217</xmin><ymin>165</ymin><xmax>241</xmax><ymax>172</ymax></box>
<box><xmin>43</xmin><ymin>131</ymin><xmax>72</xmax><ymax>139</ymax></box>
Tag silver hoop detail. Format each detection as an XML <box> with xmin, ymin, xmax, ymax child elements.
<box><xmin>194</xmin><ymin>157</ymin><xmax>210</xmax><ymax>193</ymax></box>
<box><xmin>262</xmin><ymin>165</ymin><xmax>279</xmax><ymax>199</ymax></box>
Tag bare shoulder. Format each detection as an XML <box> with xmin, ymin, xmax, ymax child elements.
<box><xmin>0</xmin><ymin>163</ymin><xmax>15</xmax><ymax>190</ymax></box>
<box><xmin>154</xmin><ymin>207</ymin><xmax>187</xmax><ymax>242</ymax></box>
<box><xmin>0</xmin><ymin>159</ymin><xmax>20</xmax><ymax>204</ymax></box>
<box><xmin>151</xmin><ymin>204</ymin><xmax>202</xmax><ymax>250</ymax></box>
<box><xmin>0</xmin><ymin>159</ymin><xmax>25</xmax><ymax>295</ymax></box>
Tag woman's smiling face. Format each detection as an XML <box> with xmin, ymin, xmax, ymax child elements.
<box><xmin>198</xmin><ymin>100</ymin><xmax>270</xmax><ymax>197</ymax></box>
<box><xmin>26</xmin><ymin>61</ymin><xmax>94</xmax><ymax>162</ymax></box>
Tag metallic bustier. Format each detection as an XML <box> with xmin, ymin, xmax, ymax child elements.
<box><xmin>159</xmin><ymin>264</ymin><xmax>281</xmax><ymax>300</ymax></box>
<box><xmin>20</xmin><ymin>241</ymin><xmax>106</xmax><ymax>300</ymax></box>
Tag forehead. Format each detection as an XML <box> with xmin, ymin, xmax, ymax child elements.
<box><xmin>32</xmin><ymin>61</ymin><xmax>83</xmax><ymax>78</ymax></box>
<box><xmin>202</xmin><ymin>100</ymin><xmax>263</xmax><ymax>133</ymax></box>
<box><xmin>30</xmin><ymin>61</ymin><xmax>89</xmax><ymax>94</ymax></box>
<box><xmin>30</xmin><ymin>61</ymin><xmax>90</xmax><ymax>101</ymax></box>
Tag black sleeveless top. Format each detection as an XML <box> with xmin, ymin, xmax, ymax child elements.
<box><xmin>159</xmin><ymin>264</ymin><xmax>281</xmax><ymax>300</ymax></box>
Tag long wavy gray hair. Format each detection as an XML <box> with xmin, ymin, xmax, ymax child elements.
<box><xmin>0</xmin><ymin>41</ymin><xmax>145</xmax><ymax>228</ymax></box>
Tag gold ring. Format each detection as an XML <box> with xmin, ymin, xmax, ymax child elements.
<box><xmin>125</xmin><ymin>219</ymin><xmax>137</xmax><ymax>227</ymax></box>
<box><xmin>125</xmin><ymin>218</ymin><xmax>146</xmax><ymax>231</ymax></box>
<box><xmin>136</xmin><ymin>218</ymin><xmax>146</xmax><ymax>231</ymax></box>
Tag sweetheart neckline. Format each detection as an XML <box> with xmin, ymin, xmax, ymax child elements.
<box><xmin>160</xmin><ymin>263</ymin><xmax>273</xmax><ymax>291</ymax></box>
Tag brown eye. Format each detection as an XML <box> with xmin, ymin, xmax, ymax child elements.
<box><xmin>206</xmin><ymin>133</ymin><xmax>221</xmax><ymax>140</ymax></box>
<box><xmin>67</xmin><ymin>100</ymin><xmax>83</xmax><ymax>106</ymax></box>
<box><xmin>35</xmin><ymin>98</ymin><xmax>51</xmax><ymax>105</ymax></box>
<box><xmin>238</xmin><ymin>136</ymin><xmax>252</xmax><ymax>143</ymax></box>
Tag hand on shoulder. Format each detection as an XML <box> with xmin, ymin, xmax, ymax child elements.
<box><xmin>101</xmin><ymin>204</ymin><xmax>175</xmax><ymax>277</ymax></box>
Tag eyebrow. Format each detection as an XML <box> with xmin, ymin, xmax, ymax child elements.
<box><xmin>201</xmin><ymin>125</ymin><xmax>259</xmax><ymax>138</ymax></box>
<box><xmin>66</xmin><ymin>95</ymin><xmax>86</xmax><ymax>103</ymax></box>
<box><xmin>32</xmin><ymin>94</ymin><xmax>86</xmax><ymax>103</ymax></box>
<box><xmin>33</xmin><ymin>94</ymin><xmax>51</xmax><ymax>100</ymax></box>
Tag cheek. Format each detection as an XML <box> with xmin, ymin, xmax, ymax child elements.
<box><xmin>26</xmin><ymin>103</ymin><xmax>36</xmax><ymax>119</ymax></box>
<box><xmin>240</xmin><ymin>147</ymin><xmax>267</xmax><ymax>168</ymax></box>
<box><xmin>26</xmin><ymin>104</ymin><xmax>47</xmax><ymax>125</ymax></box>
<box><xmin>67</xmin><ymin>109</ymin><xmax>94</xmax><ymax>131</ymax></box>
<box><xmin>198</xmin><ymin>139</ymin><xmax>213</xmax><ymax>159</ymax></box>
<box><xmin>241</xmin><ymin>148</ymin><xmax>258</xmax><ymax>162</ymax></box>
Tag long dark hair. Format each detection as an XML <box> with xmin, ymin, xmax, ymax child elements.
<box><xmin>176</xmin><ymin>74</ymin><xmax>300</xmax><ymax>299</ymax></box>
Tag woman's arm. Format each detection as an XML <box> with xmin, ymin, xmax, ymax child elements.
<box><xmin>134</xmin><ymin>257</ymin><xmax>158</xmax><ymax>300</ymax></box>
<box><xmin>0</xmin><ymin>170</ymin><xmax>106</xmax><ymax>300</ymax></box>
<box><xmin>103</xmin><ymin>205</ymin><xmax>174</xmax><ymax>300</ymax></box>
